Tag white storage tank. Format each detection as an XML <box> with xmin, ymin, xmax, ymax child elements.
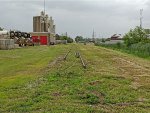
<box><xmin>0</xmin><ymin>30</ymin><xmax>8</xmax><ymax>35</ymax></box>
<box><xmin>0</xmin><ymin>39</ymin><xmax>15</xmax><ymax>50</ymax></box>
<box><xmin>0</xmin><ymin>30</ymin><xmax>9</xmax><ymax>39</ymax></box>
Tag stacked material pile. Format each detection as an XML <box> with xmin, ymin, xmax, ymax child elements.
<box><xmin>0</xmin><ymin>39</ymin><xmax>15</xmax><ymax>50</ymax></box>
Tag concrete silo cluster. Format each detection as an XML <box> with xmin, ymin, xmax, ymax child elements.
<box><xmin>30</xmin><ymin>11</ymin><xmax>56</xmax><ymax>45</ymax></box>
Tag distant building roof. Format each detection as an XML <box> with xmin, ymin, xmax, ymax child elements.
<box><xmin>110</xmin><ymin>34</ymin><xmax>122</xmax><ymax>40</ymax></box>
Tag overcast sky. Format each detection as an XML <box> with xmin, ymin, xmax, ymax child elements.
<box><xmin>0</xmin><ymin>0</ymin><xmax>150</xmax><ymax>38</ymax></box>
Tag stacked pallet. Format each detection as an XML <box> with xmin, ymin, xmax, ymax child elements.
<box><xmin>0</xmin><ymin>39</ymin><xmax>15</xmax><ymax>50</ymax></box>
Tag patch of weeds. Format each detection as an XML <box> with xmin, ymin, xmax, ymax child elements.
<box><xmin>7</xmin><ymin>100</ymin><xmax>33</xmax><ymax>112</ymax></box>
<box><xmin>66</xmin><ymin>71</ymin><xmax>76</xmax><ymax>78</ymax></box>
<box><xmin>102</xmin><ymin>75</ymin><xmax>130</xmax><ymax>80</ymax></box>
<box><xmin>103</xmin><ymin>87</ymin><xmax>139</xmax><ymax>104</ymax></box>
<box><xmin>101</xmin><ymin>75</ymin><xmax>127</xmax><ymax>82</ymax></box>
<box><xmin>86</xmin><ymin>85</ymin><xmax>98</xmax><ymax>91</ymax></box>
<box><xmin>86</xmin><ymin>94</ymin><xmax>99</xmax><ymax>104</ymax></box>
<box><xmin>86</xmin><ymin>108</ymin><xmax>97</xmax><ymax>113</ymax></box>
<box><xmin>54</xmin><ymin>71</ymin><xmax>78</xmax><ymax>78</ymax></box>
<box><xmin>81</xmin><ymin>94</ymin><xmax>99</xmax><ymax>105</ymax></box>
<box><xmin>137</xmin><ymin>103</ymin><xmax>150</xmax><ymax>109</ymax></box>
<box><xmin>55</xmin><ymin>71</ymin><xmax>62</xmax><ymax>77</ymax></box>
<box><xmin>33</xmin><ymin>94</ymin><xmax>52</xmax><ymax>103</ymax></box>
<box><xmin>86</xmin><ymin>108</ymin><xmax>106</xmax><ymax>113</ymax></box>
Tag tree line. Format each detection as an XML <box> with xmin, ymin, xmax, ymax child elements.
<box><xmin>55</xmin><ymin>34</ymin><xmax>73</xmax><ymax>43</ymax></box>
<box><xmin>95</xmin><ymin>26</ymin><xmax>150</xmax><ymax>58</ymax></box>
<box><xmin>0</xmin><ymin>27</ymin><xmax>3</xmax><ymax>31</ymax></box>
<box><xmin>75</xmin><ymin>36</ymin><xmax>95</xmax><ymax>43</ymax></box>
<box><xmin>123</xmin><ymin>26</ymin><xmax>150</xmax><ymax>46</ymax></box>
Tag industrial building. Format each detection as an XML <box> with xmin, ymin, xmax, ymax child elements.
<box><xmin>30</xmin><ymin>11</ymin><xmax>56</xmax><ymax>45</ymax></box>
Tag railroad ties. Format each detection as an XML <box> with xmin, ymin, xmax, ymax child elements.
<box><xmin>63</xmin><ymin>49</ymin><xmax>71</xmax><ymax>60</ymax></box>
<box><xmin>75</xmin><ymin>51</ymin><xmax>87</xmax><ymax>69</ymax></box>
<box><xmin>79</xmin><ymin>52</ymin><xmax>87</xmax><ymax>69</ymax></box>
<box><xmin>63</xmin><ymin>49</ymin><xmax>87</xmax><ymax>69</ymax></box>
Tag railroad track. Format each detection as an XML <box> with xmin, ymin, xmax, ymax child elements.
<box><xmin>63</xmin><ymin>49</ymin><xmax>71</xmax><ymax>60</ymax></box>
<box><xmin>63</xmin><ymin>49</ymin><xmax>87</xmax><ymax>69</ymax></box>
<box><xmin>75</xmin><ymin>51</ymin><xmax>86</xmax><ymax>69</ymax></box>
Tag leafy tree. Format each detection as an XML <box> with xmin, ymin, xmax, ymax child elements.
<box><xmin>123</xmin><ymin>26</ymin><xmax>149</xmax><ymax>47</ymax></box>
<box><xmin>144</xmin><ymin>29</ymin><xmax>150</xmax><ymax>34</ymax></box>
<box><xmin>60</xmin><ymin>36</ymin><xmax>68</xmax><ymax>40</ymax></box>
<box><xmin>0</xmin><ymin>27</ymin><xmax>3</xmax><ymax>31</ymax></box>
<box><xmin>67</xmin><ymin>37</ymin><xmax>74</xmax><ymax>43</ymax></box>
<box><xmin>55</xmin><ymin>34</ymin><xmax>60</xmax><ymax>40</ymax></box>
<box><xmin>58</xmin><ymin>35</ymin><xmax>74</xmax><ymax>43</ymax></box>
<box><xmin>101</xmin><ymin>38</ymin><xmax>105</xmax><ymax>43</ymax></box>
<box><xmin>75</xmin><ymin>36</ymin><xmax>84</xmax><ymax>42</ymax></box>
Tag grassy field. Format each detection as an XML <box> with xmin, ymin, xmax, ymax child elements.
<box><xmin>0</xmin><ymin>44</ymin><xmax>150</xmax><ymax>113</ymax></box>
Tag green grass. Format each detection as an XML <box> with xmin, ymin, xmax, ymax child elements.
<box><xmin>95</xmin><ymin>42</ymin><xmax>150</xmax><ymax>59</ymax></box>
<box><xmin>0</xmin><ymin>44</ymin><xmax>150</xmax><ymax>112</ymax></box>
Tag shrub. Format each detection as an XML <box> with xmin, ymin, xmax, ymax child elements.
<box><xmin>123</xmin><ymin>26</ymin><xmax>149</xmax><ymax>47</ymax></box>
<box><xmin>128</xmin><ymin>43</ymin><xmax>150</xmax><ymax>57</ymax></box>
<box><xmin>116</xmin><ymin>42</ymin><xmax>121</xmax><ymax>48</ymax></box>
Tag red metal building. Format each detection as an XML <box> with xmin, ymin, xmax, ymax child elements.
<box><xmin>30</xmin><ymin>32</ymin><xmax>55</xmax><ymax>45</ymax></box>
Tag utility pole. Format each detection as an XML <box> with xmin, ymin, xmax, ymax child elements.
<box><xmin>140</xmin><ymin>9</ymin><xmax>143</xmax><ymax>28</ymax></box>
<box><xmin>43</xmin><ymin>0</ymin><xmax>46</xmax><ymax>32</ymax></box>
<box><xmin>92</xmin><ymin>29</ymin><xmax>95</xmax><ymax>42</ymax></box>
<box><xmin>66</xmin><ymin>32</ymin><xmax>68</xmax><ymax>37</ymax></box>
<box><xmin>44</xmin><ymin>0</ymin><xmax>45</xmax><ymax>15</ymax></box>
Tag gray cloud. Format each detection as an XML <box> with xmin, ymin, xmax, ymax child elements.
<box><xmin>0</xmin><ymin>0</ymin><xmax>150</xmax><ymax>38</ymax></box>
